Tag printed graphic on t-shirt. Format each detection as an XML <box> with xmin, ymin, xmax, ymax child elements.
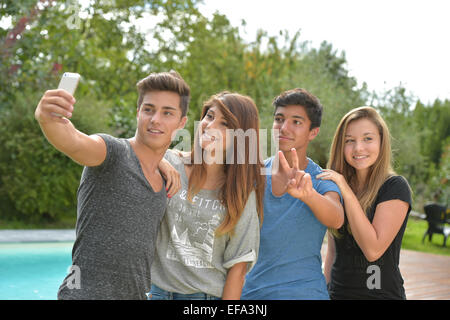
<box><xmin>166</xmin><ymin>189</ymin><xmax>225</xmax><ymax>269</ymax></box>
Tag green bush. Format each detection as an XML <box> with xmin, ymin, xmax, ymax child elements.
<box><xmin>0</xmin><ymin>89</ymin><xmax>112</xmax><ymax>223</ymax></box>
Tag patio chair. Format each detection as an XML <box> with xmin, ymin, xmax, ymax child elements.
<box><xmin>422</xmin><ymin>203</ymin><xmax>450</xmax><ymax>247</ymax></box>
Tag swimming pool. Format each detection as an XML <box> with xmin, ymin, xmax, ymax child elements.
<box><xmin>0</xmin><ymin>242</ymin><xmax>73</xmax><ymax>300</ymax></box>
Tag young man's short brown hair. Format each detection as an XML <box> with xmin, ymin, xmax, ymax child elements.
<box><xmin>136</xmin><ymin>70</ymin><xmax>190</xmax><ymax>117</ymax></box>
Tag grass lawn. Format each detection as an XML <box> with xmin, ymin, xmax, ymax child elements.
<box><xmin>402</xmin><ymin>216</ymin><xmax>450</xmax><ymax>256</ymax></box>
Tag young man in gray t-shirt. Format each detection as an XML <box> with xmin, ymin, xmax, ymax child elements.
<box><xmin>34</xmin><ymin>71</ymin><xmax>189</xmax><ymax>299</ymax></box>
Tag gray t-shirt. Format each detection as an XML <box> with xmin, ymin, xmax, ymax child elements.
<box><xmin>151</xmin><ymin>150</ymin><xmax>260</xmax><ymax>298</ymax></box>
<box><xmin>58</xmin><ymin>134</ymin><xmax>167</xmax><ymax>300</ymax></box>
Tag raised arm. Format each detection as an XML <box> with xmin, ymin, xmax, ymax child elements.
<box><xmin>35</xmin><ymin>89</ymin><xmax>106</xmax><ymax>167</ymax></box>
<box><xmin>275</xmin><ymin>149</ymin><xmax>344</xmax><ymax>228</ymax></box>
<box><xmin>287</xmin><ymin>174</ymin><xmax>344</xmax><ymax>229</ymax></box>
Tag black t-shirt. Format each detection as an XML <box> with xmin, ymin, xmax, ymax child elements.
<box><xmin>328</xmin><ymin>175</ymin><xmax>412</xmax><ymax>300</ymax></box>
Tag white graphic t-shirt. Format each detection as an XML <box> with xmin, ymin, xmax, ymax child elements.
<box><xmin>151</xmin><ymin>150</ymin><xmax>260</xmax><ymax>298</ymax></box>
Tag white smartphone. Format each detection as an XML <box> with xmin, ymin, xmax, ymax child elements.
<box><xmin>53</xmin><ymin>72</ymin><xmax>80</xmax><ymax>117</ymax></box>
<box><xmin>58</xmin><ymin>72</ymin><xmax>80</xmax><ymax>95</ymax></box>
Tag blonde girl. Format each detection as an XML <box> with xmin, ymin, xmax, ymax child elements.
<box><xmin>319</xmin><ymin>106</ymin><xmax>412</xmax><ymax>299</ymax></box>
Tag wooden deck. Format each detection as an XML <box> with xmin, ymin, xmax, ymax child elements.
<box><xmin>400</xmin><ymin>249</ymin><xmax>450</xmax><ymax>299</ymax></box>
<box><xmin>320</xmin><ymin>244</ymin><xmax>450</xmax><ymax>300</ymax></box>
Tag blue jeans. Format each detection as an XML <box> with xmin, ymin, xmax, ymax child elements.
<box><xmin>148</xmin><ymin>284</ymin><xmax>220</xmax><ymax>300</ymax></box>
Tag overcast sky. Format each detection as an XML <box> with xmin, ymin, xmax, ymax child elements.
<box><xmin>200</xmin><ymin>0</ymin><xmax>450</xmax><ymax>104</ymax></box>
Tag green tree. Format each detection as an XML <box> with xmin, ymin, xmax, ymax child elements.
<box><xmin>374</xmin><ymin>86</ymin><xmax>428</xmax><ymax>188</ymax></box>
<box><xmin>413</xmin><ymin>99</ymin><xmax>450</xmax><ymax>167</ymax></box>
<box><xmin>0</xmin><ymin>89</ymin><xmax>112</xmax><ymax>222</ymax></box>
<box><xmin>0</xmin><ymin>0</ymin><xmax>196</xmax><ymax>222</ymax></box>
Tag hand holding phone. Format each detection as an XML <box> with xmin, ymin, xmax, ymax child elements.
<box><xmin>52</xmin><ymin>72</ymin><xmax>80</xmax><ymax>117</ymax></box>
<box><xmin>58</xmin><ymin>72</ymin><xmax>80</xmax><ymax>95</ymax></box>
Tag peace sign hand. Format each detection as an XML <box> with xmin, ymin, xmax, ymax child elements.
<box><xmin>271</xmin><ymin>148</ymin><xmax>314</xmax><ymax>200</ymax></box>
<box><xmin>286</xmin><ymin>170</ymin><xmax>314</xmax><ymax>201</ymax></box>
<box><xmin>271</xmin><ymin>148</ymin><xmax>299</xmax><ymax>196</ymax></box>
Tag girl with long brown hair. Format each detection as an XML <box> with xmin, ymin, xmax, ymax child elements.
<box><xmin>320</xmin><ymin>106</ymin><xmax>412</xmax><ymax>299</ymax></box>
<box><xmin>149</xmin><ymin>91</ymin><xmax>264</xmax><ymax>300</ymax></box>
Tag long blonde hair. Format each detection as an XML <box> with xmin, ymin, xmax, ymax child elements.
<box><xmin>328</xmin><ymin>106</ymin><xmax>395</xmax><ymax>236</ymax></box>
<box><xmin>188</xmin><ymin>91</ymin><xmax>265</xmax><ymax>237</ymax></box>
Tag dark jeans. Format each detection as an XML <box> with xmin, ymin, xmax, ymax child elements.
<box><xmin>148</xmin><ymin>284</ymin><xmax>221</xmax><ymax>300</ymax></box>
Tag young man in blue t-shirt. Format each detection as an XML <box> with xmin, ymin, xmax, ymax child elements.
<box><xmin>242</xmin><ymin>88</ymin><xmax>344</xmax><ymax>300</ymax></box>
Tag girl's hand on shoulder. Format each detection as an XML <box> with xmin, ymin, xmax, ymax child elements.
<box><xmin>158</xmin><ymin>158</ymin><xmax>181</xmax><ymax>198</ymax></box>
<box><xmin>316</xmin><ymin>169</ymin><xmax>347</xmax><ymax>189</ymax></box>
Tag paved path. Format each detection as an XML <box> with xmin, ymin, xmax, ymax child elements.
<box><xmin>0</xmin><ymin>229</ymin><xmax>75</xmax><ymax>242</ymax></box>
<box><xmin>321</xmin><ymin>243</ymin><xmax>450</xmax><ymax>300</ymax></box>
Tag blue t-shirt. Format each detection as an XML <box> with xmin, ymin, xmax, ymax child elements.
<box><xmin>242</xmin><ymin>157</ymin><xmax>342</xmax><ymax>300</ymax></box>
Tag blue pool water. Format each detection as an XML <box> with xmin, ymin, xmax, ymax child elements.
<box><xmin>0</xmin><ymin>242</ymin><xmax>73</xmax><ymax>300</ymax></box>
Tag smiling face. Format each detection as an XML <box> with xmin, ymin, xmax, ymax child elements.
<box><xmin>272</xmin><ymin>105</ymin><xmax>319</xmax><ymax>153</ymax></box>
<box><xmin>136</xmin><ymin>90</ymin><xmax>187</xmax><ymax>152</ymax></box>
<box><xmin>198</xmin><ymin>105</ymin><xmax>229</xmax><ymax>156</ymax></box>
<box><xmin>343</xmin><ymin>118</ymin><xmax>381</xmax><ymax>177</ymax></box>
